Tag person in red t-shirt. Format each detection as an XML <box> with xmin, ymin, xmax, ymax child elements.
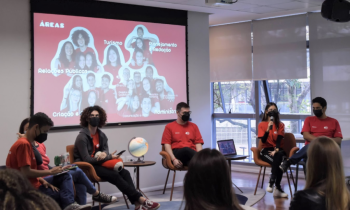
<box><xmin>161</xmin><ymin>102</ymin><xmax>204</xmax><ymax>167</ymax></box>
<box><xmin>280</xmin><ymin>97</ymin><xmax>343</xmax><ymax>172</ymax></box>
<box><xmin>6</xmin><ymin>113</ymin><xmax>91</xmax><ymax>210</ymax></box>
<box><xmin>129</xmin><ymin>49</ymin><xmax>147</xmax><ymax>70</ymax></box>
<box><xmin>155</xmin><ymin>79</ymin><xmax>175</xmax><ymax>110</ymax></box>
<box><xmin>86</xmin><ymin>52</ymin><xmax>101</xmax><ymax>73</ymax></box>
<box><xmin>72</xmin><ymin>29</ymin><xmax>95</xmax><ymax>56</ymax></box>
<box><xmin>104</xmin><ymin>45</ymin><xmax>122</xmax><ymax>85</ymax></box>
<box><xmin>54</xmin><ymin>41</ymin><xmax>75</xmax><ymax>77</ymax></box>
<box><xmin>99</xmin><ymin>74</ymin><xmax>116</xmax><ymax>114</ymax></box>
<box><xmin>258</xmin><ymin>102</ymin><xmax>288</xmax><ymax>198</ymax></box>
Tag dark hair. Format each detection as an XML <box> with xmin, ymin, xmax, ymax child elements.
<box><xmin>183</xmin><ymin>149</ymin><xmax>243</xmax><ymax>210</ymax></box>
<box><xmin>74</xmin><ymin>52</ymin><xmax>85</xmax><ymax>69</ymax></box>
<box><xmin>58</xmin><ymin>41</ymin><xmax>75</xmax><ymax>68</ymax></box>
<box><xmin>72</xmin><ymin>75</ymin><xmax>83</xmax><ymax>91</ymax></box>
<box><xmin>19</xmin><ymin>118</ymin><xmax>29</xmax><ymax>134</ymax></box>
<box><xmin>102</xmin><ymin>74</ymin><xmax>111</xmax><ymax>82</ymax></box>
<box><xmin>137</xmin><ymin>27</ymin><xmax>144</xmax><ymax>33</ymax></box>
<box><xmin>141</xmin><ymin>77</ymin><xmax>152</xmax><ymax>95</ymax></box>
<box><xmin>262</xmin><ymin>102</ymin><xmax>281</xmax><ymax>129</ymax></box>
<box><xmin>80</xmin><ymin>106</ymin><xmax>107</xmax><ymax>128</ymax></box>
<box><xmin>134</xmin><ymin>37</ymin><xmax>145</xmax><ymax>51</ymax></box>
<box><xmin>176</xmin><ymin>102</ymin><xmax>189</xmax><ymax>113</ymax></box>
<box><xmin>312</xmin><ymin>97</ymin><xmax>327</xmax><ymax>108</ymax></box>
<box><xmin>72</xmin><ymin>29</ymin><xmax>90</xmax><ymax>47</ymax></box>
<box><xmin>146</xmin><ymin>66</ymin><xmax>154</xmax><ymax>74</ymax></box>
<box><xmin>134</xmin><ymin>71</ymin><xmax>141</xmax><ymax>76</ymax></box>
<box><xmin>28</xmin><ymin>113</ymin><xmax>54</xmax><ymax>129</ymax></box>
<box><xmin>85</xmin><ymin>52</ymin><xmax>97</xmax><ymax>71</ymax></box>
<box><xmin>86</xmin><ymin>72</ymin><xmax>95</xmax><ymax>80</ymax></box>
<box><xmin>106</xmin><ymin>45</ymin><xmax>121</xmax><ymax>67</ymax></box>
<box><xmin>155</xmin><ymin>78</ymin><xmax>164</xmax><ymax>85</ymax></box>
<box><xmin>0</xmin><ymin>169</ymin><xmax>61</xmax><ymax>210</ymax></box>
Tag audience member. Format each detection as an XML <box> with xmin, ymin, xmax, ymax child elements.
<box><xmin>161</xmin><ymin>102</ymin><xmax>203</xmax><ymax>167</ymax></box>
<box><xmin>73</xmin><ymin>106</ymin><xmax>160</xmax><ymax>210</ymax></box>
<box><xmin>258</xmin><ymin>102</ymin><xmax>287</xmax><ymax>197</ymax></box>
<box><xmin>280</xmin><ymin>97</ymin><xmax>343</xmax><ymax>172</ymax></box>
<box><xmin>183</xmin><ymin>148</ymin><xmax>243</xmax><ymax>210</ymax></box>
<box><xmin>6</xmin><ymin>112</ymin><xmax>91</xmax><ymax>210</ymax></box>
<box><xmin>0</xmin><ymin>168</ymin><xmax>61</xmax><ymax>210</ymax></box>
<box><xmin>289</xmin><ymin>137</ymin><xmax>350</xmax><ymax>210</ymax></box>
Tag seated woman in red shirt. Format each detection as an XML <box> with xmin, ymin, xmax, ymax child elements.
<box><xmin>18</xmin><ymin>118</ymin><xmax>117</xmax><ymax>205</ymax></box>
<box><xmin>103</xmin><ymin>45</ymin><xmax>122</xmax><ymax>85</ymax></box>
<box><xmin>258</xmin><ymin>102</ymin><xmax>287</xmax><ymax>198</ymax></box>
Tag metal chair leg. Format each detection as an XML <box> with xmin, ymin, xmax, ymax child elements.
<box><xmin>286</xmin><ymin>171</ymin><xmax>293</xmax><ymax>198</ymax></box>
<box><xmin>254</xmin><ymin>166</ymin><xmax>262</xmax><ymax>195</ymax></box>
<box><xmin>163</xmin><ymin>169</ymin><xmax>170</xmax><ymax>194</ymax></box>
<box><xmin>295</xmin><ymin>163</ymin><xmax>299</xmax><ymax>192</ymax></box>
<box><xmin>289</xmin><ymin>167</ymin><xmax>295</xmax><ymax>186</ymax></box>
<box><xmin>261</xmin><ymin>167</ymin><xmax>266</xmax><ymax>188</ymax></box>
<box><xmin>170</xmin><ymin>170</ymin><xmax>176</xmax><ymax>201</ymax></box>
<box><xmin>123</xmin><ymin>194</ymin><xmax>129</xmax><ymax>209</ymax></box>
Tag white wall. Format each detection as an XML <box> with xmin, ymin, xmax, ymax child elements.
<box><xmin>0</xmin><ymin>0</ymin><xmax>211</xmax><ymax>195</ymax></box>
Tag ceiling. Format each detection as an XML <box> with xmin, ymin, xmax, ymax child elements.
<box><xmin>103</xmin><ymin>0</ymin><xmax>323</xmax><ymax>25</ymax></box>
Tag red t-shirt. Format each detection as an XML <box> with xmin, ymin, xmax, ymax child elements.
<box><xmin>6</xmin><ymin>138</ymin><xmax>41</xmax><ymax>189</ymax></box>
<box><xmin>91</xmin><ymin>133</ymin><xmax>100</xmax><ymax>157</ymax></box>
<box><xmin>301</xmin><ymin>116</ymin><xmax>343</xmax><ymax>145</ymax></box>
<box><xmin>258</xmin><ymin>121</ymin><xmax>285</xmax><ymax>149</ymax></box>
<box><xmin>36</xmin><ymin>143</ymin><xmax>50</xmax><ymax>171</ymax></box>
<box><xmin>75</xmin><ymin>47</ymin><xmax>95</xmax><ymax>55</ymax></box>
<box><xmin>116</xmin><ymin>83</ymin><xmax>128</xmax><ymax>98</ymax></box>
<box><xmin>161</xmin><ymin>121</ymin><xmax>204</xmax><ymax>151</ymax></box>
<box><xmin>129</xmin><ymin>62</ymin><xmax>144</xmax><ymax>70</ymax></box>
<box><xmin>159</xmin><ymin>93</ymin><xmax>174</xmax><ymax>110</ymax></box>
<box><xmin>100</xmin><ymin>89</ymin><xmax>116</xmax><ymax>114</ymax></box>
<box><xmin>103</xmin><ymin>64</ymin><xmax>121</xmax><ymax>85</ymax></box>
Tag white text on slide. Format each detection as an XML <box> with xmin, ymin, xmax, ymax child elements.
<box><xmin>149</xmin><ymin>42</ymin><xmax>178</xmax><ymax>53</ymax></box>
<box><xmin>38</xmin><ymin>68</ymin><xmax>88</xmax><ymax>74</ymax></box>
<box><xmin>154</xmin><ymin>109</ymin><xmax>177</xmax><ymax>114</ymax></box>
<box><xmin>104</xmin><ymin>40</ymin><xmax>123</xmax><ymax>45</ymax></box>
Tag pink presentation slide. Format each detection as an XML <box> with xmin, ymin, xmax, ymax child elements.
<box><xmin>33</xmin><ymin>13</ymin><xmax>187</xmax><ymax>127</ymax></box>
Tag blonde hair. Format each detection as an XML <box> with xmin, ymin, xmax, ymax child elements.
<box><xmin>306</xmin><ymin>137</ymin><xmax>350</xmax><ymax>210</ymax></box>
<box><xmin>0</xmin><ymin>169</ymin><xmax>60</xmax><ymax>210</ymax></box>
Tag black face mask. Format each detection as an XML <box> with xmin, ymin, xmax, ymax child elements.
<box><xmin>35</xmin><ymin>128</ymin><xmax>48</xmax><ymax>144</ymax></box>
<box><xmin>89</xmin><ymin>117</ymin><xmax>100</xmax><ymax>127</ymax></box>
<box><xmin>267</xmin><ymin>110</ymin><xmax>278</xmax><ymax>117</ymax></box>
<box><xmin>313</xmin><ymin>109</ymin><xmax>323</xmax><ymax>118</ymax></box>
<box><xmin>181</xmin><ymin>112</ymin><xmax>190</xmax><ymax>122</ymax></box>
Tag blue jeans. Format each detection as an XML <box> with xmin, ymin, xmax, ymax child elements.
<box><xmin>289</xmin><ymin>144</ymin><xmax>309</xmax><ymax>164</ymax></box>
<box><xmin>40</xmin><ymin>173</ymin><xmax>75</xmax><ymax>209</ymax></box>
<box><xmin>68</xmin><ymin>168</ymin><xmax>96</xmax><ymax>205</ymax></box>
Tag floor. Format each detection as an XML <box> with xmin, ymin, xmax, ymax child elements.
<box><xmin>231</xmin><ymin>171</ymin><xmax>306</xmax><ymax>210</ymax></box>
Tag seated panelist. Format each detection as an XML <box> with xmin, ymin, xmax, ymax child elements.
<box><xmin>161</xmin><ymin>102</ymin><xmax>204</xmax><ymax>168</ymax></box>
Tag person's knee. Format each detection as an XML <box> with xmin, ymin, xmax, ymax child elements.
<box><xmin>61</xmin><ymin>173</ymin><xmax>73</xmax><ymax>181</ymax></box>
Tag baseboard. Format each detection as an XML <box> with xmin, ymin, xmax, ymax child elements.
<box><xmin>86</xmin><ymin>181</ymin><xmax>183</xmax><ymax>203</ymax></box>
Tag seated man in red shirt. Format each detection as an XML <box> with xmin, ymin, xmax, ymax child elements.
<box><xmin>99</xmin><ymin>74</ymin><xmax>116</xmax><ymax>113</ymax></box>
<box><xmin>280</xmin><ymin>97</ymin><xmax>343</xmax><ymax>172</ymax></box>
<box><xmin>161</xmin><ymin>102</ymin><xmax>204</xmax><ymax>167</ymax></box>
<box><xmin>6</xmin><ymin>112</ymin><xmax>91</xmax><ymax>210</ymax></box>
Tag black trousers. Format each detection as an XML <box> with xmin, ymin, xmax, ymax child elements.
<box><xmin>172</xmin><ymin>147</ymin><xmax>196</xmax><ymax>166</ymax></box>
<box><xmin>93</xmin><ymin>165</ymin><xmax>142</xmax><ymax>204</ymax></box>
<box><xmin>260</xmin><ymin>147</ymin><xmax>286</xmax><ymax>187</ymax></box>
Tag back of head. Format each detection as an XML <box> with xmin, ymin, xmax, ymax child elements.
<box><xmin>183</xmin><ymin>148</ymin><xmax>242</xmax><ymax>210</ymax></box>
<box><xmin>28</xmin><ymin>112</ymin><xmax>54</xmax><ymax>129</ymax></box>
<box><xmin>306</xmin><ymin>137</ymin><xmax>350</xmax><ymax>210</ymax></box>
<box><xmin>0</xmin><ymin>169</ymin><xmax>60</xmax><ymax>210</ymax></box>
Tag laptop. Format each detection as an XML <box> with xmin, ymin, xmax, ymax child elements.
<box><xmin>217</xmin><ymin>139</ymin><xmax>247</xmax><ymax>159</ymax></box>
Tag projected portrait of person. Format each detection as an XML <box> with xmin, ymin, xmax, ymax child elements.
<box><xmin>99</xmin><ymin>74</ymin><xmax>116</xmax><ymax>114</ymax></box>
<box><xmin>127</xmin><ymin>26</ymin><xmax>157</xmax><ymax>53</ymax></box>
<box><xmin>140</xmin><ymin>96</ymin><xmax>152</xmax><ymax>118</ymax></box>
<box><xmin>86</xmin><ymin>90</ymin><xmax>99</xmax><ymax>107</ymax></box>
<box><xmin>60</xmin><ymin>75</ymin><xmax>84</xmax><ymax>111</ymax></box>
<box><xmin>128</xmin><ymin>94</ymin><xmax>141</xmax><ymax>116</ymax></box>
<box><xmin>71</xmin><ymin>29</ymin><xmax>95</xmax><ymax>55</ymax></box>
<box><xmin>74</xmin><ymin>52</ymin><xmax>86</xmax><ymax>70</ymax></box>
<box><xmin>129</xmin><ymin>37</ymin><xmax>153</xmax><ymax>66</ymax></box>
<box><xmin>155</xmin><ymin>78</ymin><xmax>175</xmax><ymax>110</ymax></box>
<box><xmin>129</xmin><ymin>48</ymin><xmax>146</xmax><ymax>69</ymax></box>
<box><xmin>141</xmin><ymin>77</ymin><xmax>160</xmax><ymax>113</ymax></box>
<box><xmin>62</xmin><ymin>89</ymin><xmax>82</xmax><ymax>113</ymax></box>
<box><xmin>133</xmin><ymin>71</ymin><xmax>143</xmax><ymax>94</ymax></box>
<box><xmin>82</xmin><ymin>73</ymin><xmax>100</xmax><ymax>108</ymax></box>
<box><xmin>127</xmin><ymin>79</ymin><xmax>137</xmax><ymax>97</ymax></box>
<box><xmin>146</xmin><ymin>66</ymin><xmax>156</xmax><ymax>90</ymax></box>
<box><xmin>103</xmin><ymin>45</ymin><xmax>122</xmax><ymax>83</ymax></box>
<box><xmin>55</xmin><ymin>41</ymin><xmax>75</xmax><ymax>71</ymax></box>
<box><xmin>85</xmin><ymin>52</ymin><xmax>100</xmax><ymax>72</ymax></box>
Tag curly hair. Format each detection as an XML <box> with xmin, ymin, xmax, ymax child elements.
<box><xmin>80</xmin><ymin>105</ymin><xmax>107</xmax><ymax>128</ymax></box>
<box><xmin>72</xmin><ymin>29</ymin><xmax>90</xmax><ymax>47</ymax></box>
<box><xmin>0</xmin><ymin>169</ymin><xmax>60</xmax><ymax>210</ymax></box>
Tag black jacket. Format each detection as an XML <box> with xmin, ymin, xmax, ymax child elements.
<box><xmin>74</xmin><ymin>127</ymin><xmax>112</xmax><ymax>164</ymax></box>
<box><xmin>289</xmin><ymin>189</ymin><xmax>326</xmax><ymax>210</ymax></box>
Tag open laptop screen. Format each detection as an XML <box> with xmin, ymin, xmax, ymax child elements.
<box><xmin>217</xmin><ymin>139</ymin><xmax>236</xmax><ymax>156</ymax></box>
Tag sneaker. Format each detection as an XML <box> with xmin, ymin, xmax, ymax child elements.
<box><xmin>142</xmin><ymin>199</ymin><xmax>160</xmax><ymax>210</ymax></box>
<box><xmin>266</xmin><ymin>182</ymin><xmax>274</xmax><ymax>193</ymax></box>
<box><xmin>273</xmin><ymin>186</ymin><xmax>288</xmax><ymax>198</ymax></box>
<box><xmin>135</xmin><ymin>205</ymin><xmax>148</xmax><ymax>210</ymax></box>
<box><xmin>63</xmin><ymin>202</ymin><xmax>92</xmax><ymax>210</ymax></box>
<box><xmin>280</xmin><ymin>159</ymin><xmax>290</xmax><ymax>173</ymax></box>
<box><xmin>92</xmin><ymin>192</ymin><xmax>118</xmax><ymax>204</ymax></box>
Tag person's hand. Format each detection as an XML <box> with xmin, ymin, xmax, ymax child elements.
<box><xmin>17</xmin><ymin>133</ymin><xmax>25</xmax><ymax>139</ymax></box>
<box><xmin>267</xmin><ymin>121</ymin><xmax>273</xmax><ymax>131</ymax></box>
<box><xmin>111</xmin><ymin>150</ymin><xmax>120</xmax><ymax>159</ymax></box>
<box><xmin>49</xmin><ymin>166</ymin><xmax>63</xmax><ymax>175</ymax></box>
<box><xmin>62</xmin><ymin>165</ymin><xmax>72</xmax><ymax>170</ymax></box>
<box><xmin>173</xmin><ymin>159</ymin><xmax>183</xmax><ymax>168</ymax></box>
<box><xmin>268</xmin><ymin>150</ymin><xmax>276</xmax><ymax>156</ymax></box>
<box><xmin>42</xmin><ymin>179</ymin><xmax>59</xmax><ymax>192</ymax></box>
<box><xmin>97</xmin><ymin>152</ymin><xmax>107</xmax><ymax>161</ymax></box>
